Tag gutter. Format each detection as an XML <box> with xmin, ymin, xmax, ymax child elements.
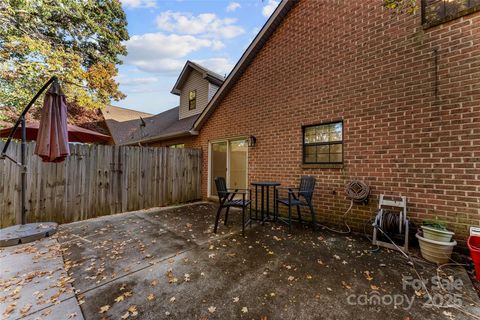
<box><xmin>123</xmin><ymin>129</ymin><xmax>199</xmax><ymax>146</ymax></box>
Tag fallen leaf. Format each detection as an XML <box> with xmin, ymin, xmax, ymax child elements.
<box><xmin>115</xmin><ymin>295</ymin><xmax>125</xmax><ymax>303</ymax></box>
<box><xmin>128</xmin><ymin>305</ymin><xmax>138</xmax><ymax>317</ymax></box>
<box><xmin>147</xmin><ymin>294</ymin><xmax>155</xmax><ymax>301</ymax></box>
<box><xmin>99</xmin><ymin>305</ymin><xmax>110</xmax><ymax>314</ymax></box>
<box><xmin>169</xmin><ymin>297</ymin><xmax>176</xmax><ymax>303</ymax></box>
<box><xmin>233</xmin><ymin>297</ymin><xmax>239</xmax><ymax>303</ymax></box>
<box><xmin>208</xmin><ymin>306</ymin><xmax>216</xmax><ymax>313</ymax></box>
<box><xmin>20</xmin><ymin>303</ymin><xmax>32</xmax><ymax>315</ymax></box>
<box><xmin>3</xmin><ymin>302</ymin><xmax>16</xmax><ymax>317</ymax></box>
<box><xmin>241</xmin><ymin>307</ymin><xmax>248</xmax><ymax>313</ymax></box>
<box><xmin>364</xmin><ymin>271</ymin><xmax>373</xmax><ymax>281</ymax></box>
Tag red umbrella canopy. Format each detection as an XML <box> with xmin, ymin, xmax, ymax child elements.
<box><xmin>0</xmin><ymin>123</ymin><xmax>111</xmax><ymax>144</ymax></box>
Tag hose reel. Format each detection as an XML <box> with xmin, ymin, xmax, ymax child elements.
<box><xmin>372</xmin><ymin>195</ymin><xmax>410</xmax><ymax>253</ymax></box>
<box><xmin>345</xmin><ymin>180</ymin><xmax>370</xmax><ymax>204</ymax></box>
<box><xmin>321</xmin><ymin>180</ymin><xmax>370</xmax><ymax>234</ymax></box>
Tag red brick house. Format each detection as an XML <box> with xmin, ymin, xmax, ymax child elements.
<box><xmin>141</xmin><ymin>0</ymin><xmax>480</xmax><ymax>243</ymax></box>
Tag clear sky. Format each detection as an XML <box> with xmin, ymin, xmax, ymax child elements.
<box><xmin>116</xmin><ymin>0</ymin><xmax>280</xmax><ymax>114</ymax></box>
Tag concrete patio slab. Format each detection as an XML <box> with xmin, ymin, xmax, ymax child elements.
<box><xmin>59</xmin><ymin>202</ymin><xmax>480</xmax><ymax>320</ymax></box>
<box><xmin>0</xmin><ymin>238</ymin><xmax>83</xmax><ymax>320</ymax></box>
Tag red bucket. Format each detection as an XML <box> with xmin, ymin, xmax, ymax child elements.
<box><xmin>468</xmin><ymin>235</ymin><xmax>480</xmax><ymax>281</ymax></box>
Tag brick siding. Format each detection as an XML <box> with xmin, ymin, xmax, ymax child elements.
<box><xmin>149</xmin><ymin>0</ymin><xmax>480</xmax><ymax>244</ymax></box>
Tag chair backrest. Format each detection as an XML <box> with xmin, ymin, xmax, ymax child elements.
<box><xmin>299</xmin><ymin>176</ymin><xmax>316</xmax><ymax>202</ymax></box>
<box><xmin>214</xmin><ymin>177</ymin><xmax>228</xmax><ymax>201</ymax></box>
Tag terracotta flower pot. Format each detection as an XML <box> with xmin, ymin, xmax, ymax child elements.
<box><xmin>421</xmin><ymin>225</ymin><xmax>454</xmax><ymax>243</ymax></box>
<box><xmin>416</xmin><ymin>231</ymin><xmax>456</xmax><ymax>264</ymax></box>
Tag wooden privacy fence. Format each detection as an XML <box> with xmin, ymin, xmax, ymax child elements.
<box><xmin>0</xmin><ymin>141</ymin><xmax>202</xmax><ymax>227</ymax></box>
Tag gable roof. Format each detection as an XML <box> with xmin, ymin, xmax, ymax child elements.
<box><xmin>171</xmin><ymin>60</ymin><xmax>225</xmax><ymax>96</ymax></box>
<box><xmin>125</xmin><ymin>106</ymin><xmax>199</xmax><ymax>145</ymax></box>
<box><xmin>193</xmin><ymin>0</ymin><xmax>297</xmax><ymax>130</ymax></box>
<box><xmin>102</xmin><ymin>105</ymin><xmax>153</xmax><ymax>145</ymax></box>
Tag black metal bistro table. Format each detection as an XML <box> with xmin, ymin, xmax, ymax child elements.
<box><xmin>251</xmin><ymin>181</ymin><xmax>281</xmax><ymax>223</ymax></box>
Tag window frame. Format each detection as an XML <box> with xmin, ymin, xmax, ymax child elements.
<box><xmin>302</xmin><ymin>121</ymin><xmax>344</xmax><ymax>165</ymax></box>
<box><xmin>421</xmin><ymin>0</ymin><xmax>480</xmax><ymax>29</ymax></box>
<box><xmin>188</xmin><ymin>89</ymin><xmax>197</xmax><ymax>110</ymax></box>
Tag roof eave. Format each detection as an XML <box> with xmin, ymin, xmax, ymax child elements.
<box><xmin>123</xmin><ymin>130</ymin><xmax>198</xmax><ymax>146</ymax></box>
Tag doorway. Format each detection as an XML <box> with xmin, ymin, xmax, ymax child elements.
<box><xmin>209</xmin><ymin>138</ymin><xmax>248</xmax><ymax>197</ymax></box>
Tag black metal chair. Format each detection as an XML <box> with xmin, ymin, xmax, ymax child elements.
<box><xmin>213</xmin><ymin>177</ymin><xmax>251</xmax><ymax>236</ymax></box>
<box><xmin>276</xmin><ymin>176</ymin><xmax>316</xmax><ymax>231</ymax></box>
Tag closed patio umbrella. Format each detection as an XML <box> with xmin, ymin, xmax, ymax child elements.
<box><xmin>34</xmin><ymin>80</ymin><xmax>70</xmax><ymax>162</ymax></box>
<box><xmin>1</xmin><ymin>77</ymin><xmax>70</xmax><ymax>246</ymax></box>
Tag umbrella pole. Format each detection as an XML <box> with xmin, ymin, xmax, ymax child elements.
<box><xmin>20</xmin><ymin>115</ymin><xmax>27</xmax><ymax>225</ymax></box>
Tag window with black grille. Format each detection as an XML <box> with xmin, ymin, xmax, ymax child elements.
<box><xmin>422</xmin><ymin>0</ymin><xmax>480</xmax><ymax>27</ymax></box>
<box><xmin>302</xmin><ymin>121</ymin><xmax>343</xmax><ymax>164</ymax></box>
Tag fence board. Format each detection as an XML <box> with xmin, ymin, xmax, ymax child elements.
<box><xmin>0</xmin><ymin>141</ymin><xmax>202</xmax><ymax>227</ymax></box>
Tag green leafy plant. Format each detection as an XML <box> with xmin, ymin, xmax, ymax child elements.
<box><xmin>422</xmin><ymin>219</ymin><xmax>447</xmax><ymax>231</ymax></box>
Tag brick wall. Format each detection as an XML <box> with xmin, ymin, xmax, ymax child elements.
<box><xmin>153</xmin><ymin>0</ymin><xmax>480</xmax><ymax>243</ymax></box>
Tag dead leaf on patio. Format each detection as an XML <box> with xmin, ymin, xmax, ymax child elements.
<box><xmin>169</xmin><ymin>297</ymin><xmax>176</xmax><ymax>303</ymax></box>
<box><xmin>208</xmin><ymin>306</ymin><xmax>216</xmax><ymax>313</ymax></box>
<box><xmin>364</xmin><ymin>271</ymin><xmax>373</xmax><ymax>281</ymax></box>
<box><xmin>121</xmin><ymin>311</ymin><xmax>130</xmax><ymax>319</ymax></box>
<box><xmin>165</xmin><ymin>270</ymin><xmax>178</xmax><ymax>283</ymax></box>
<box><xmin>147</xmin><ymin>294</ymin><xmax>155</xmax><ymax>301</ymax></box>
<box><xmin>306</xmin><ymin>275</ymin><xmax>313</xmax><ymax>280</ymax></box>
<box><xmin>128</xmin><ymin>305</ymin><xmax>138</xmax><ymax>317</ymax></box>
<box><xmin>99</xmin><ymin>305</ymin><xmax>110</xmax><ymax>314</ymax></box>
<box><xmin>287</xmin><ymin>276</ymin><xmax>295</xmax><ymax>281</ymax></box>
<box><xmin>68</xmin><ymin>312</ymin><xmax>77</xmax><ymax>318</ymax></box>
<box><xmin>241</xmin><ymin>307</ymin><xmax>248</xmax><ymax>313</ymax></box>
<box><xmin>370</xmin><ymin>284</ymin><xmax>380</xmax><ymax>290</ymax></box>
<box><xmin>115</xmin><ymin>295</ymin><xmax>125</xmax><ymax>303</ymax></box>
<box><xmin>233</xmin><ymin>297</ymin><xmax>239</xmax><ymax>303</ymax></box>
<box><xmin>3</xmin><ymin>302</ymin><xmax>16</xmax><ymax>317</ymax></box>
<box><xmin>150</xmin><ymin>280</ymin><xmax>158</xmax><ymax>287</ymax></box>
<box><xmin>184</xmin><ymin>273</ymin><xmax>191</xmax><ymax>282</ymax></box>
<box><xmin>341</xmin><ymin>281</ymin><xmax>352</xmax><ymax>289</ymax></box>
<box><xmin>20</xmin><ymin>303</ymin><xmax>32</xmax><ymax>315</ymax></box>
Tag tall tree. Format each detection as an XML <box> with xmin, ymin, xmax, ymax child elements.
<box><xmin>0</xmin><ymin>0</ymin><xmax>129</xmax><ymax>113</ymax></box>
